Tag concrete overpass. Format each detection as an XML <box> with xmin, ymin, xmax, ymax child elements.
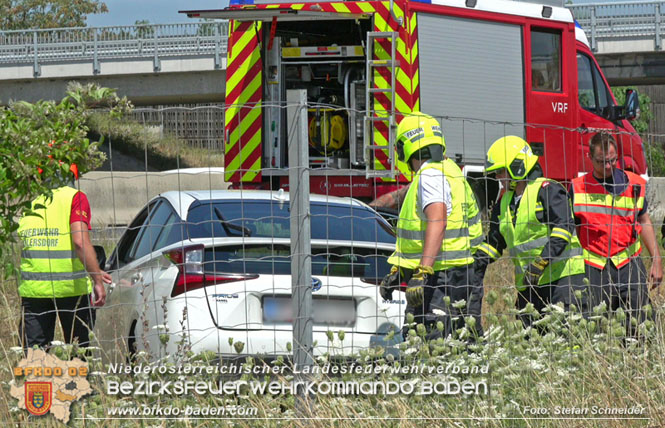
<box><xmin>568</xmin><ymin>1</ymin><xmax>665</xmax><ymax>86</ymax></box>
<box><xmin>0</xmin><ymin>2</ymin><xmax>664</xmax><ymax>103</ymax></box>
<box><xmin>0</xmin><ymin>22</ymin><xmax>229</xmax><ymax>105</ymax></box>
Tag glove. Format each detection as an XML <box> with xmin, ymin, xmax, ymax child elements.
<box><xmin>379</xmin><ymin>266</ymin><xmax>401</xmax><ymax>301</ymax></box>
<box><xmin>405</xmin><ymin>265</ymin><xmax>434</xmax><ymax>307</ymax></box>
<box><xmin>523</xmin><ymin>257</ymin><xmax>549</xmax><ymax>287</ymax></box>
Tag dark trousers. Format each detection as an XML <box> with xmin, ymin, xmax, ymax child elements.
<box><xmin>20</xmin><ymin>295</ymin><xmax>95</xmax><ymax>350</ymax></box>
<box><xmin>516</xmin><ymin>273</ymin><xmax>589</xmax><ymax>328</ymax></box>
<box><xmin>403</xmin><ymin>264</ymin><xmax>483</xmax><ymax>341</ymax></box>
<box><xmin>586</xmin><ymin>257</ymin><xmax>650</xmax><ymax>336</ymax></box>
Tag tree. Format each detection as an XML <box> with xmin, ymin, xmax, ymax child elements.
<box><xmin>0</xmin><ymin>0</ymin><xmax>108</xmax><ymax>30</ymax></box>
<box><xmin>0</xmin><ymin>82</ymin><xmax>131</xmax><ymax>262</ymax></box>
<box><xmin>134</xmin><ymin>19</ymin><xmax>155</xmax><ymax>39</ymax></box>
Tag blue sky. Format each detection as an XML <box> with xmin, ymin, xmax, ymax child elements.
<box><xmin>86</xmin><ymin>0</ymin><xmax>230</xmax><ymax>27</ymax></box>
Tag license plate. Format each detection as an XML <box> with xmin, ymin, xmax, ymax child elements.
<box><xmin>263</xmin><ymin>296</ymin><xmax>356</xmax><ymax>327</ymax></box>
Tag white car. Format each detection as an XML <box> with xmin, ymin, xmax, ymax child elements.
<box><xmin>96</xmin><ymin>190</ymin><xmax>404</xmax><ymax>362</ymax></box>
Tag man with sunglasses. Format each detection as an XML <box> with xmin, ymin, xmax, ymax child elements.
<box><xmin>571</xmin><ymin>132</ymin><xmax>662</xmax><ymax>335</ymax></box>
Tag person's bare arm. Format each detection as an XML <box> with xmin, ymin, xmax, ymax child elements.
<box><xmin>638</xmin><ymin>212</ymin><xmax>663</xmax><ymax>289</ymax></box>
<box><xmin>421</xmin><ymin>202</ymin><xmax>447</xmax><ymax>268</ymax></box>
<box><xmin>369</xmin><ymin>185</ymin><xmax>410</xmax><ymax>210</ymax></box>
<box><xmin>71</xmin><ymin>221</ymin><xmax>111</xmax><ymax>306</ymax></box>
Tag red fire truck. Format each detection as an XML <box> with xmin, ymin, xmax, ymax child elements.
<box><xmin>184</xmin><ymin>0</ymin><xmax>644</xmax><ymax>202</ymax></box>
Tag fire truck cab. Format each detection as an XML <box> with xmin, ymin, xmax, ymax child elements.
<box><xmin>183</xmin><ymin>0</ymin><xmax>644</xmax><ymax>202</ymax></box>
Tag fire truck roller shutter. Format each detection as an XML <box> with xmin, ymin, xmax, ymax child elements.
<box><xmin>417</xmin><ymin>13</ymin><xmax>525</xmax><ymax>167</ymax></box>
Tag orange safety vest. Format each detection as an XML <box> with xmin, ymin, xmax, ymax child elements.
<box><xmin>571</xmin><ymin>171</ymin><xmax>645</xmax><ymax>269</ymax></box>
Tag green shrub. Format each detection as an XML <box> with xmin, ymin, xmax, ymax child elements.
<box><xmin>0</xmin><ymin>83</ymin><xmax>129</xmax><ymax>259</ymax></box>
<box><xmin>644</xmin><ymin>139</ymin><xmax>665</xmax><ymax>177</ymax></box>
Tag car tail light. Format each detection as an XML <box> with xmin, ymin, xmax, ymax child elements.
<box><xmin>163</xmin><ymin>244</ymin><xmax>258</xmax><ymax>297</ymax></box>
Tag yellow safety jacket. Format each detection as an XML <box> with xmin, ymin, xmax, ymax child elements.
<box><xmin>389</xmin><ymin>160</ymin><xmax>474</xmax><ymax>270</ymax></box>
<box><xmin>18</xmin><ymin>186</ymin><xmax>91</xmax><ymax>298</ymax></box>
<box><xmin>499</xmin><ymin>178</ymin><xmax>585</xmax><ymax>291</ymax></box>
<box><xmin>441</xmin><ymin>158</ymin><xmax>483</xmax><ymax>253</ymax></box>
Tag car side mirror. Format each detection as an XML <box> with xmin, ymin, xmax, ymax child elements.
<box><xmin>94</xmin><ymin>245</ymin><xmax>107</xmax><ymax>270</ymax></box>
<box><xmin>624</xmin><ymin>88</ymin><xmax>640</xmax><ymax>121</ymax></box>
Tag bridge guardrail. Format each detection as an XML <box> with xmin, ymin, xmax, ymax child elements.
<box><xmin>0</xmin><ymin>2</ymin><xmax>662</xmax><ymax>76</ymax></box>
<box><xmin>0</xmin><ymin>22</ymin><xmax>229</xmax><ymax>76</ymax></box>
<box><xmin>566</xmin><ymin>1</ymin><xmax>663</xmax><ymax>52</ymax></box>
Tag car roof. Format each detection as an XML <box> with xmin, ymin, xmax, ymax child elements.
<box><xmin>156</xmin><ymin>189</ymin><xmax>369</xmax><ymax>219</ymax></box>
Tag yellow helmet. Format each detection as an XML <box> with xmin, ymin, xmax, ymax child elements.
<box><xmin>395</xmin><ymin>112</ymin><xmax>445</xmax><ymax>169</ymax></box>
<box><xmin>485</xmin><ymin>136</ymin><xmax>539</xmax><ymax>180</ymax></box>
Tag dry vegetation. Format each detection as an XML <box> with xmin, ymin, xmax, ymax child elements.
<box><xmin>1</xmin><ymin>242</ymin><xmax>664</xmax><ymax>427</ymax></box>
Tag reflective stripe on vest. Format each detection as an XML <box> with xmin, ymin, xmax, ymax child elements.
<box><xmin>21</xmin><ymin>250</ymin><xmax>77</xmax><ymax>259</ymax></box>
<box><xmin>388</xmin><ymin>159</ymin><xmax>474</xmax><ymax>270</ymax></box>
<box><xmin>17</xmin><ymin>186</ymin><xmax>91</xmax><ymax>298</ymax></box>
<box><xmin>572</xmin><ymin>171</ymin><xmax>645</xmax><ymax>269</ymax></box>
<box><xmin>583</xmin><ymin>239</ymin><xmax>642</xmax><ymax>270</ymax></box>
<box><xmin>499</xmin><ymin>177</ymin><xmax>585</xmax><ymax>291</ymax></box>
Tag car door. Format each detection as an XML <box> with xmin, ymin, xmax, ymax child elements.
<box><xmin>98</xmin><ymin>201</ymin><xmax>156</xmax><ymax>358</ymax></box>
<box><xmin>130</xmin><ymin>200</ymin><xmax>184</xmax><ymax>356</ymax></box>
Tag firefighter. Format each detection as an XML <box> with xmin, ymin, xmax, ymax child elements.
<box><xmin>18</xmin><ymin>162</ymin><xmax>112</xmax><ymax>350</ymax></box>
<box><xmin>571</xmin><ymin>132</ymin><xmax>662</xmax><ymax>335</ymax></box>
<box><xmin>474</xmin><ymin>136</ymin><xmax>587</xmax><ymax>327</ymax></box>
<box><xmin>379</xmin><ymin>112</ymin><xmax>482</xmax><ymax>340</ymax></box>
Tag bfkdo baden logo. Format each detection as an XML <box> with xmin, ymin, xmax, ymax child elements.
<box><xmin>24</xmin><ymin>382</ymin><xmax>52</xmax><ymax>416</ymax></box>
<box><xmin>11</xmin><ymin>349</ymin><xmax>92</xmax><ymax>423</ymax></box>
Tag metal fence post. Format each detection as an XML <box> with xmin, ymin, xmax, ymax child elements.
<box><xmin>32</xmin><ymin>31</ymin><xmax>40</xmax><ymax>77</ymax></box>
<box><xmin>287</xmin><ymin>89</ymin><xmax>313</xmax><ymax>416</ymax></box>
<box><xmin>93</xmin><ymin>30</ymin><xmax>100</xmax><ymax>74</ymax></box>
<box><xmin>153</xmin><ymin>25</ymin><xmax>161</xmax><ymax>72</ymax></box>
<box><xmin>590</xmin><ymin>6</ymin><xmax>597</xmax><ymax>52</ymax></box>
<box><xmin>656</xmin><ymin>3</ymin><xmax>662</xmax><ymax>51</ymax></box>
<box><xmin>214</xmin><ymin>23</ymin><xmax>222</xmax><ymax>69</ymax></box>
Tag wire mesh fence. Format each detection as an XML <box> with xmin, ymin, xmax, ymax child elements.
<box><xmin>3</xmin><ymin>101</ymin><xmax>665</xmax><ymax>422</ymax></box>
<box><xmin>0</xmin><ymin>104</ymin><xmax>661</xmax><ymax>392</ymax></box>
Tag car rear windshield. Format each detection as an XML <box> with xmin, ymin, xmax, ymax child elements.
<box><xmin>187</xmin><ymin>200</ymin><xmax>395</xmax><ymax>243</ymax></box>
<box><xmin>204</xmin><ymin>244</ymin><xmax>392</xmax><ymax>279</ymax></box>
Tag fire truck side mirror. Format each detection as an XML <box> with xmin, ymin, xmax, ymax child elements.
<box><xmin>623</xmin><ymin>89</ymin><xmax>640</xmax><ymax>121</ymax></box>
<box><xmin>609</xmin><ymin>88</ymin><xmax>640</xmax><ymax>122</ymax></box>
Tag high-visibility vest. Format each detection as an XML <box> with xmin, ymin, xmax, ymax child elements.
<box><xmin>18</xmin><ymin>186</ymin><xmax>91</xmax><ymax>298</ymax></box>
<box><xmin>388</xmin><ymin>160</ymin><xmax>474</xmax><ymax>270</ymax></box>
<box><xmin>571</xmin><ymin>171</ymin><xmax>645</xmax><ymax>269</ymax></box>
<box><xmin>500</xmin><ymin>177</ymin><xmax>585</xmax><ymax>291</ymax></box>
<box><xmin>441</xmin><ymin>158</ymin><xmax>483</xmax><ymax>253</ymax></box>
